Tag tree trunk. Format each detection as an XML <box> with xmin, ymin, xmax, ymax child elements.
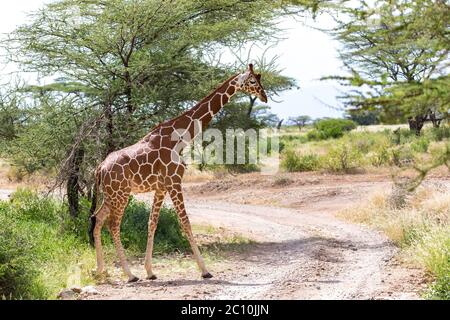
<box><xmin>429</xmin><ymin>110</ymin><xmax>442</xmax><ymax>128</ymax></box>
<box><xmin>277</xmin><ymin>119</ymin><xmax>284</xmax><ymax>130</ymax></box>
<box><xmin>67</xmin><ymin>146</ymin><xmax>84</xmax><ymax>218</ymax></box>
<box><xmin>408</xmin><ymin>114</ymin><xmax>427</xmax><ymax>136</ymax></box>
<box><xmin>105</xmin><ymin>101</ymin><xmax>116</xmax><ymax>154</ymax></box>
<box><xmin>247</xmin><ymin>96</ymin><xmax>257</xmax><ymax>118</ymax></box>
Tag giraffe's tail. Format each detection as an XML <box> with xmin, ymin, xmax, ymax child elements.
<box><xmin>89</xmin><ymin>166</ymin><xmax>103</xmax><ymax>247</ymax></box>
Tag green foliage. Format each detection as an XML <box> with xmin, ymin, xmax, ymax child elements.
<box><xmin>427</xmin><ymin>275</ymin><xmax>450</xmax><ymax>300</ymax></box>
<box><xmin>0</xmin><ymin>0</ymin><xmax>299</xmax><ymax>198</ymax></box>
<box><xmin>345</xmin><ymin>109</ymin><xmax>380</xmax><ymax>125</ymax></box>
<box><xmin>281</xmin><ymin>149</ymin><xmax>320</xmax><ymax>172</ymax></box>
<box><xmin>0</xmin><ymin>207</ymin><xmax>47</xmax><ymax>299</ymax></box>
<box><xmin>428</xmin><ymin>126</ymin><xmax>450</xmax><ymax>142</ymax></box>
<box><xmin>121</xmin><ymin>197</ymin><xmax>189</xmax><ymax>254</ymax></box>
<box><xmin>326</xmin><ymin>0</ymin><xmax>449</xmax><ymax>123</ymax></box>
<box><xmin>8</xmin><ymin>189</ymin><xmax>61</xmax><ymax>223</ymax></box>
<box><xmin>308</xmin><ymin>118</ymin><xmax>357</xmax><ymax>140</ymax></box>
<box><xmin>322</xmin><ymin>141</ymin><xmax>363</xmax><ymax>172</ymax></box>
<box><xmin>289</xmin><ymin>115</ymin><xmax>312</xmax><ymax>130</ymax></box>
<box><xmin>280</xmin><ymin>126</ymin><xmax>449</xmax><ymax>175</ymax></box>
<box><xmin>410</xmin><ymin>136</ymin><xmax>430</xmax><ymax>153</ymax></box>
<box><xmin>0</xmin><ymin>190</ymin><xmax>96</xmax><ymax>299</ymax></box>
<box><xmin>0</xmin><ymin>189</ymin><xmax>190</xmax><ymax>299</ymax></box>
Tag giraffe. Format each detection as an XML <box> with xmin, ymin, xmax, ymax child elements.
<box><xmin>89</xmin><ymin>64</ymin><xmax>268</xmax><ymax>282</ymax></box>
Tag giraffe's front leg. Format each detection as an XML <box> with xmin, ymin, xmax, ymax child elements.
<box><xmin>168</xmin><ymin>184</ymin><xmax>212</xmax><ymax>279</ymax></box>
<box><xmin>144</xmin><ymin>189</ymin><xmax>166</xmax><ymax>280</ymax></box>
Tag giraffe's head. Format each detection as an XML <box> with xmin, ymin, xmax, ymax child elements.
<box><xmin>236</xmin><ymin>64</ymin><xmax>268</xmax><ymax>103</ymax></box>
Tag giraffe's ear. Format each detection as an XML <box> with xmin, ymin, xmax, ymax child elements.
<box><xmin>256</xmin><ymin>73</ymin><xmax>261</xmax><ymax>81</ymax></box>
<box><xmin>248</xmin><ymin>64</ymin><xmax>254</xmax><ymax>73</ymax></box>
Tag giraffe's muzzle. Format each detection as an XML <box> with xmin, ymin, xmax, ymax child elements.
<box><xmin>259</xmin><ymin>91</ymin><xmax>268</xmax><ymax>103</ymax></box>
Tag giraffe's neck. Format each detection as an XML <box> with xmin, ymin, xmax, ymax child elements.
<box><xmin>186</xmin><ymin>73</ymin><xmax>240</xmax><ymax>130</ymax></box>
<box><xmin>144</xmin><ymin>73</ymin><xmax>240</xmax><ymax>146</ymax></box>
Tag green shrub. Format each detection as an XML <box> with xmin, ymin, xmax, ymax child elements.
<box><xmin>308</xmin><ymin>118</ymin><xmax>357</xmax><ymax>140</ymax></box>
<box><xmin>306</xmin><ymin>129</ymin><xmax>323</xmax><ymax>141</ymax></box>
<box><xmin>427</xmin><ymin>273</ymin><xmax>450</xmax><ymax>300</ymax></box>
<box><xmin>0</xmin><ymin>213</ymin><xmax>47</xmax><ymax>299</ymax></box>
<box><xmin>391</xmin><ymin>146</ymin><xmax>415</xmax><ymax>167</ymax></box>
<box><xmin>428</xmin><ymin>126</ymin><xmax>450</xmax><ymax>142</ymax></box>
<box><xmin>0</xmin><ymin>190</ymin><xmax>189</xmax><ymax>299</ymax></box>
<box><xmin>0</xmin><ymin>192</ymin><xmax>96</xmax><ymax>300</ymax></box>
<box><xmin>9</xmin><ymin>188</ymin><xmax>61</xmax><ymax>224</ymax></box>
<box><xmin>281</xmin><ymin>149</ymin><xmax>320</xmax><ymax>172</ymax></box>
<box><xmin>415</xmin><ymin>228</ymin><xmax>450</xmax><ymax>300</ymax></box>
<box><xmin>323</xmin><ymin>142</ymin><xmax>363</xmax><ymax>172</ymax></box>
<box><xmin>369</xmin><ymin>144</ymin><xmax>392</xmax><ymax>167</ymax></box>
<box><xmin>60</xmin><ymin>197</ymin><xmax>95</xmax><ymax>243</ymax></box>
<box><xmin>121</xmin><ymin>197</ymin><xmax>189</xmax><ymax>254</ymax></box>
<box><xmin>411</xmin><ymin>136</ymin><xmax>430</xmax><ymax>153</ymax></box>
<box><xmin>397</xmin><ymin>128</ymin><xmax>416</xmax><ymax>144</ymax></box>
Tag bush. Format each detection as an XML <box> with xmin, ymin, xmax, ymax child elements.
<box><xmin>0</xmin><ymin>192</ymin><xmax>96</xmax><ymax>299</ymax></box>
<box><xmin>322</xmin><ymin>142</ymin><xmax>363</xmax><ymax>172</ymax></box>
<box><xmin>368</xmin><ymin>143</ymin><xmax>392</xmax><ymax>167</ymax></box>
<box><xmin>0</xmin><ymin>210</ymin><xmax>47</xmax><ymax>299</ymax></box>
<box><xmin>308</xmin><ymin>118</ymin><xmax>357</xmax><ymax>140</ymax></box>
<box><xmin>121</xmin><ymin>197</ymin><xmax>189</xmax><ymax>254</ymax></box>
<box><xmin>428</xmin><ymin>126</ymin><xmax>450</xmax><ymax>142</ymax></box>
<box><xmin>281</xmin><ymin>149</ymin><xmax>320</xmax><ymax>172</ymax></box>
<box><xmin>0</xmin><ymin>190</ymin><xmax>190</xmax><ymax>299</ymax></box>
<box><xmin>391</xmin><ymin>146</ymin><xmax>415</xmax><ymax>167</ymax></box>
<box><xmin>410</xmin><ymin>136</ymin><xmax>430</xmax><ymax>153</ymax></box>
<box><xmin>306</xmin><ymin>129</ymin><xmax>322</xmax><ymax>141</ymax></box>
<box><xmin>9</xmin><ymin>188</ymin><xmax>61</xmax><ymax>223</ymax></box>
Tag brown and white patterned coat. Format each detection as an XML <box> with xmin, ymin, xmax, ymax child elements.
<box><xmin>89</xmin><ymin>64</ymin><xmax>267</xmax><ymax>282</ymax></box>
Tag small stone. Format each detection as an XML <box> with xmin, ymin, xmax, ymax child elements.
<box><xmin>81</xmin><ymin>285</ymin><xmax>99</xmax><ymax>295</ymax></box>
<box><xmin>58</xmin><ymin>289</ymin><xmax>77</xmax><ymax>300</ymax></box>
<box><xmin>70</xmin><ymin>286</ymin><xmax>82</xmax><ymax>293</ymax></box>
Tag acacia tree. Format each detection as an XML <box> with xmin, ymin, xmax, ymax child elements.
<box><xmin>324</xmin><ymin>0</ymin><xmax>449</xmax><ymax>135</ymax></box>
<box><xmin>289</xmin><ymin>115</ymin><xmax>311</xmax><ymax>130</ymax></box>
<box><xmin>2</xmin><ymin>0</ymin><xmax>322</xmax><ymax>216</ymax></box>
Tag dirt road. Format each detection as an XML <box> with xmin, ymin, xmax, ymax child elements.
<box><xmin>79</xmin><ymin>173</ymin><xmax>429</xmax><ymax>300</ymax></box>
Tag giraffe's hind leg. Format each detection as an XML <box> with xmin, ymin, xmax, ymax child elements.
<box><xmin>144</xmin><ymin>189</ymin><xmax>166</xmax><ymax>280</ymax></box>
<box><xmin>92</xmin><ymin>203</ymin><xmax>110</xmax><ymax>275</ymax></box>
<box><xmin>108</xmin><ymin>198</ymin><xmax>139</xmax><ymax>283</ymax></box>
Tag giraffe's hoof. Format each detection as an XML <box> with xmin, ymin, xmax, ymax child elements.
<box><xmin>147</xmin><ymin>275</ymin><xmax>157</xmax><ymax>280</ymax></box>
<box><xmin>202</xmin><ymin>272</ymin><xmax>213</xmax><ymax>279</ymax></box>
<box><xmin>128</xmin><ymin>276</ymin><xmax>139</xmax><ymax>283</ymax></box>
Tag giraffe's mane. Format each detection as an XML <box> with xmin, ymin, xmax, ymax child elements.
<box><xmin>143</xmin><ymin>72</ymin><xmax>240</xmax><ymax>138</ymax></box>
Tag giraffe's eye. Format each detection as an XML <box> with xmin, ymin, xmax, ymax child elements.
<box><xmin>249</xmin><ymin>79</ymin><xmax>257</xmax><ymax>84</ymax></box>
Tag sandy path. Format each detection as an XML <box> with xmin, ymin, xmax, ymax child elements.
<box><xmin>183</xmin><ymin>199</ymin><xmax>416</xmax><ymax>300</ymax></box>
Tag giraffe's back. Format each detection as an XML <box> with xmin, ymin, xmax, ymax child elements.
<box><xmin>99</xmin><ymin>135</ymin><xmax>185</xmax><ymax>197</ymax></box>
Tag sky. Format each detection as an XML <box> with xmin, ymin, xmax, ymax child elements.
<box><xmin>0</xmin><ymin>1</ymin><xmax>346</xmax><ymax>120</ymax></box>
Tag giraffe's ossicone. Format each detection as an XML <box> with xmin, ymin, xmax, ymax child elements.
<box><xmin>89</xmin><ymin>64</ymin><xmax>267</xmax><ymax>282</ymax></box>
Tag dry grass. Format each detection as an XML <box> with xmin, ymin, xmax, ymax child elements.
<box><xmin>181</xmin><ymin>166</ymin><xmax>216</xmax><ymax>183</ymax></box>
<box><xmin>338</xmin><ymin>183</ymin><xmax>449</xmax><ymax>299</ymax></box>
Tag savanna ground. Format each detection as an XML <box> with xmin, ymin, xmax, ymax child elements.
<box><xmin>1</xmin><ymin>124</ymin><xmax>448</xmax><ymax>300</ymax></box>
